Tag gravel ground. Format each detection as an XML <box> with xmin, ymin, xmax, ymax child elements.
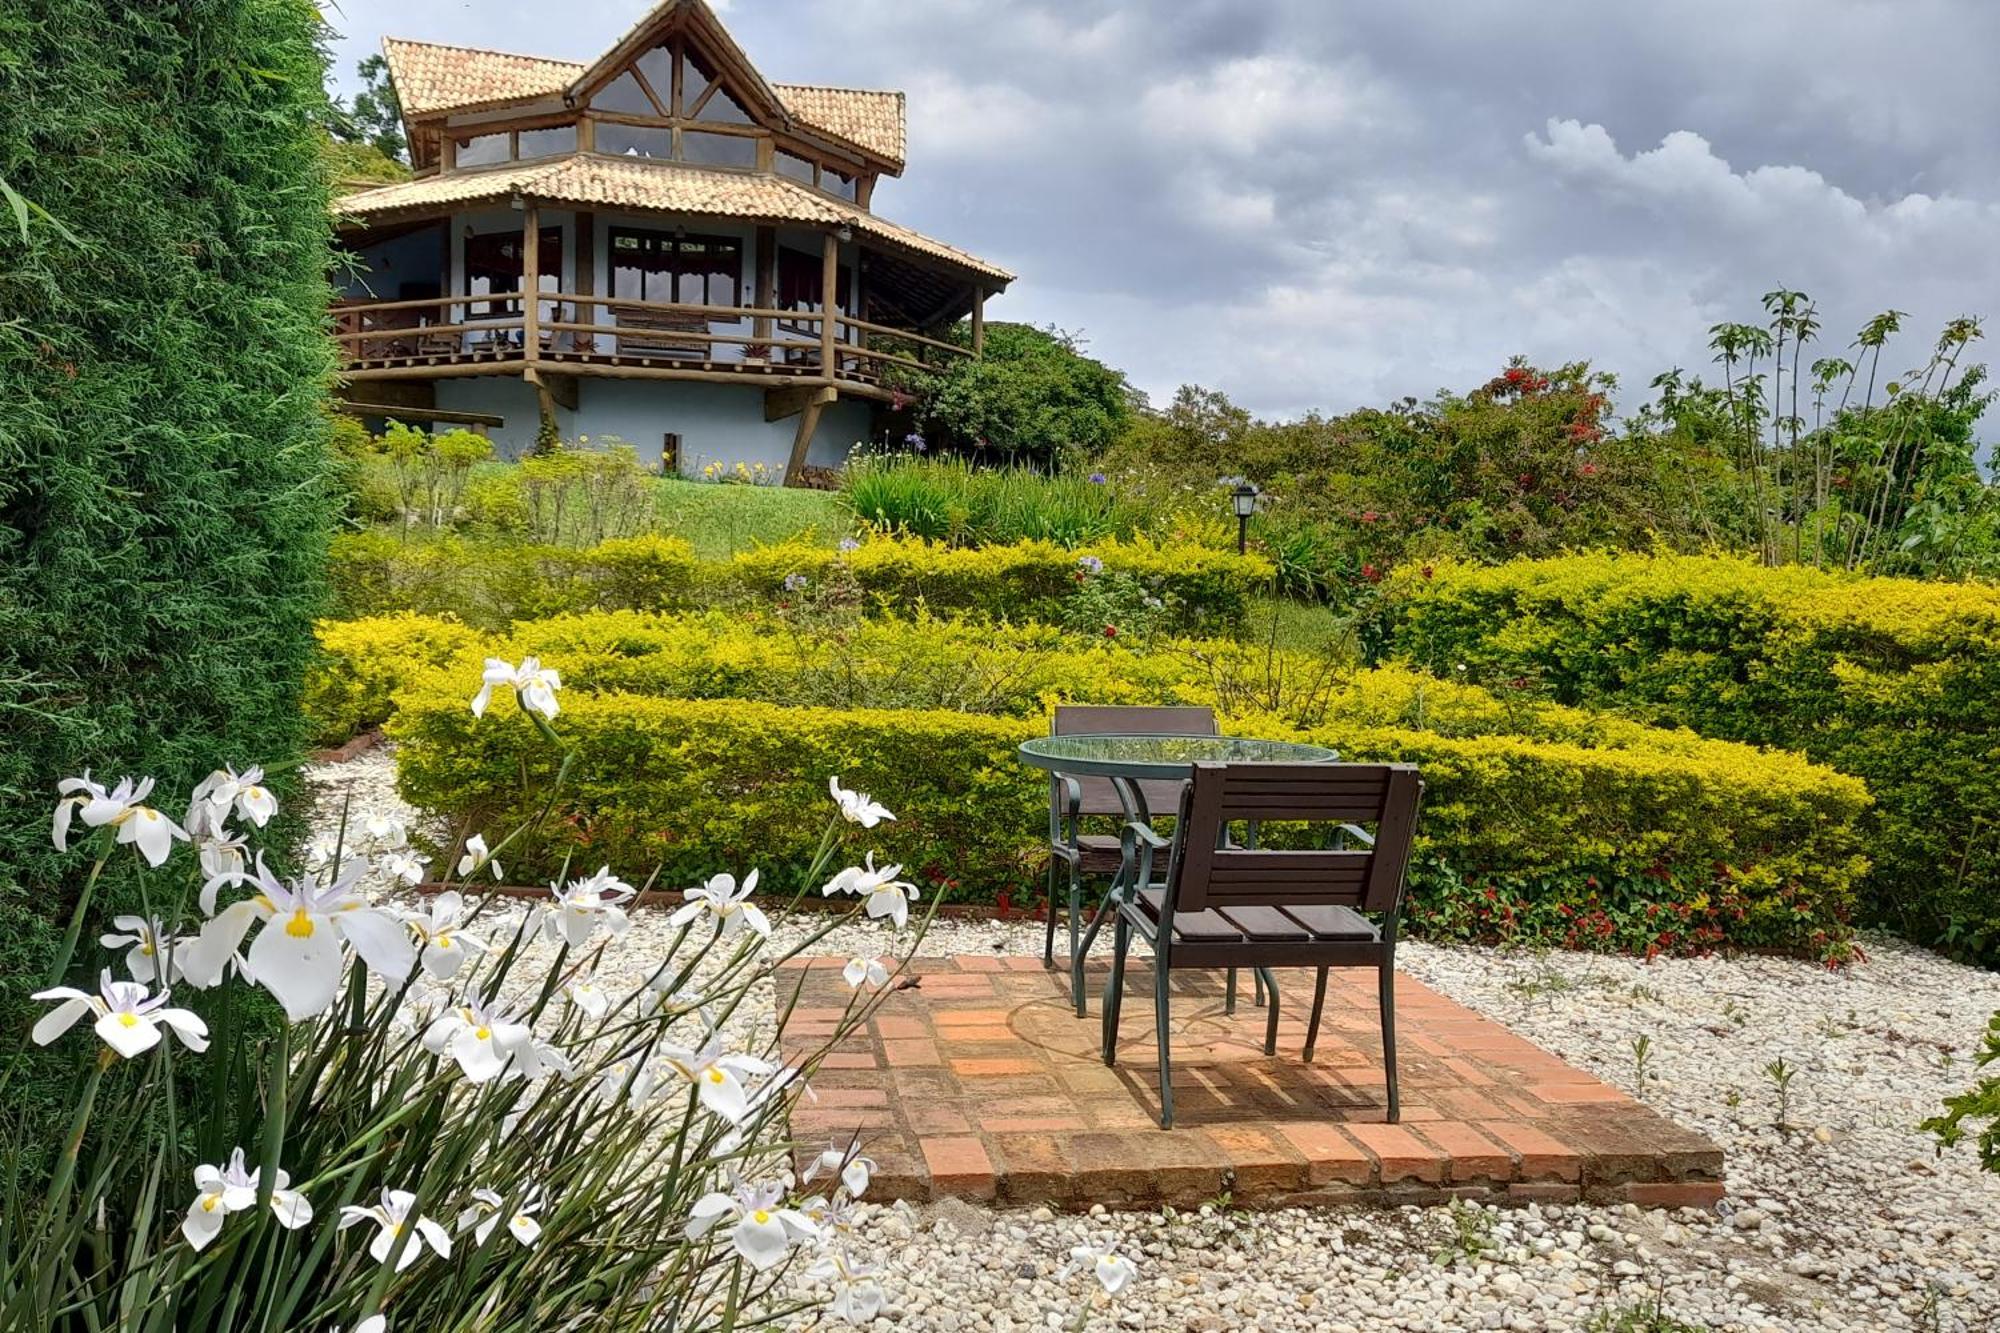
<box><xmin>309</xmin><ymin>749</ymin><xmax>2000</xmax><ymax>1332</ymax></box>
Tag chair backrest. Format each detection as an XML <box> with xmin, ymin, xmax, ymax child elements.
<box><xmin>1168</xmin><ymin>762</ymin><xmax>1422</xmax><ymax>916</ymax></box>
<box><xmin>1051</xmin><ymin>705</ymin><xmax>1217</xmax><ymax>817</ymax></box>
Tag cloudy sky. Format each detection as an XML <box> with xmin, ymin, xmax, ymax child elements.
<box><xmin>326</xmin><ymin>0</ymin><xmax>2000</xmax><ymax>423</ymax></box>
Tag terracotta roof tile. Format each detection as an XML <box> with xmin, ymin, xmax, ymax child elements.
<box><xmin>381</xmin><ymin>38</ymin><xmax>578</xmax><ymax>118</ymax></box>
<box><xmin>336</xmin><ymin>156</ymin><xmax>1011</xmax><ymax>282</ymax></box>
<box><xmin>772</xmin><ymin>85</ymin><xmax>906</xmax><ymax>168</ymax></box>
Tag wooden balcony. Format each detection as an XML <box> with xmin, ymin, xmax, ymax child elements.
<box><xmin>332</xmin><ymin>290</ymin><xmax>972</xmax><ymax>402</ymax></box>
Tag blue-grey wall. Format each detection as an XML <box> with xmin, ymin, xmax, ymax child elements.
<box><xmin>431</xmin><ymin>375</ymin><xmax>870</xmax><ymax>476</ymax></box>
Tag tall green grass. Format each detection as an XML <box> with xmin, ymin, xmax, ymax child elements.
<box><xmin>652</xmin><ymin>476</ymin><xmax>850</xmax><ymax>560</ymax></box>
<box><xmin>840</xmin><ymin>456</ymin><xmax>1146</xmax><ymax>548</ymax></box>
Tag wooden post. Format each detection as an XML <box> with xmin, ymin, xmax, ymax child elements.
<box><xmin>820</xmin><ymin>229</ymin><xmax>838</xmax><ymax>378</ymax></box>
<box><xmin>521</xmin><ymin>203</ymin><xmax>541</xmax><ymax>360</ymax></box>
<box><xmin>753</xmin><ymin>225</ymin><xmax>775</xmax><ymax>346</ymax></box>
<box><xmin>971</xmin><ymin>285</ymin><xmax>986</xmax><ymax>357</ymax></box>
<box><xmin>574</xmin><ymin>210</ymin><xmax>596</xmax><ymax>350</ymax></box>
<box><xmin>783</xmin><ymin>386</ymin><xmax>836</xmax><ymax>487</ymax></box>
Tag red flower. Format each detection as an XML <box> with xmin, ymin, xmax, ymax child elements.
<box><xmin>1516</xmin><ymin>473</ymin><xmax>1536</xmax><ymax>490</ymax></box>
<box><xmin>1361</xmin><ymin>563</ymin><xmax>1383</xmax><ymax>582</ymax></box>
<box><xmin>1103</xmin><ymin>624</ymin><xmax>1118</xmax><ymax>638</ymax></box>
<box><xmin>1579</xmin><ymin>461</ymin><xmax>1600</xmax><ymax>476</ymax></box>
<box><xmin>1420</xmin><ymin>565</ymin><xmax>1434</xmax><ymax>580</ymax></box>
<box><xmin>1360</xmin><ymin>510</ymin><xmax>1378</xmax><ymax>523</ymax></box>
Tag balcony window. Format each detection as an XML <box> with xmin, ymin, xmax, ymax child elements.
<box><xmin>465</xmin><ymin>227</ymin><xmax>563</xmax><ymax>319</ymax></box>
<box><xmin>775</xmin><ymin>149</ymin><xmax>815</xmax><ymax>184</ymax></box>
<box><xmin>610</xmin><ymin>227</ymin><xmax>742</xmax><ymax>307</ymax></box>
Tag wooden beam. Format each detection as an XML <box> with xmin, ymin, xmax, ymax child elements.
<box><xmin>526</xmin><ymin>366</ymin><xmax>580</xmax><ymax>412</ymax></box>
<box><xmin>784</xmin><ymin>393</ymin><xmax>830</xmax><ymax>487</ymax></box>
<box><xmin>336</xmin><ymin>400</ymin><xmax>503</xmax><ymax>429</ymax></box>
<box><xmin>765</xmin><ymin>383</ymin><xmax>836</xmax><ymax>423</ymax></box>
<box><xmin>971</xmin><ymin>285</ymin><xmax>986</xmax><ymax>356</ymax></box>
<box><xmin>341</xmin><ymin>361</ymin><xmax>899</xmax><ymax>403</ymax></box>
<box><xmin>821</xmin><ymin>229</ymin><xmax>839</xmax><ymax>376</ymax></box>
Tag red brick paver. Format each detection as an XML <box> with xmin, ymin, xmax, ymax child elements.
<box><xmin>780</xmin><ymin>957</ymin><xmax>1723</xmax><ymax>1210</ymax></box>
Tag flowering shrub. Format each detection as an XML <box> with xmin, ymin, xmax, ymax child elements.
<box><xmin>6</xmin><ymin>667</ymin><xmax>936</xmax><ymax>1328</ymax></box>
<box><xmin>1364</xmin><ymin>551</ymin><xmax>2000</xmax><ymax>965</ymax></box>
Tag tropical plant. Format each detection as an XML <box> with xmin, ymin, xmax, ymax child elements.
<box><xmin>896</xmin><ymin>323</ymin><xmax>1136</xmax><ymax>469</ymax></box>
<box><xmin>4</xmin><ymin>662</ymin><xmax>932</xmax><ymax>1330</ymax></box>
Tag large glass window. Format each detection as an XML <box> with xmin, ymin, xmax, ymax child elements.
<box><xmin>636</xmin><ymin>45</ymin><xmax>674</xmax><ymax>111</ymax></box>
<box><xmin>592</xmin><ymin>71</ymin><xmax>656</xmax><ymax>116</ymax></box>
<box><xmin>610</xmin><ymin>228</ymin><xmax>742</xmax><ymax>307</ymax></box>
<box><xmin>775</xmin><ymin>149</ymin><xmax>815</xmax><ymax>184</ymax></box>
<box><xmin>693</xmin><ymin>83</ymin><xmax>751</xmax><ymax>125</ymax></box>
<box><xmin>680</xmin><ymin>131</ymin><xmax>757</xmax><ymax>169</ymax></box>
<box><xmin>456</xmin><ymin>132</ymin><xmax>510</xmax><ymax>168</ymax></box>
<box><xmin>517</xmin><ymin>124</ymin><xmax>577</xmax><ymax>158</ymax></box>
<box><xmin>465</xmin><ymin>227</ymin><xmax>563</xmax><ymax>318</ymax></box>
<box><xmin>822</xmin><ymin>167</ymin><xmax>858</xmax><ymax>202</ymax></box>
<box><xmin>597</xmin><ymin>122</ymin><xmax>673</xmax><ymax>159</ymax></box>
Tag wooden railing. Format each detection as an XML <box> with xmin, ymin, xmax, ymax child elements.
<box><xmin>333</xmin><ymin>291</ymin><xmax>973</xmax><ymax>389</ymax></box>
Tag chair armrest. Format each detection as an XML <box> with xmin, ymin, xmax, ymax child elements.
<box><xmin>1124</xmin><ymin>820</ymin><xmax>1171</xmax><ymax>852</ymax></box>
<box><xmin>1048</xmin><ymin>774</ymin><xmax>1084</xmax><ymax>846</ymax></box>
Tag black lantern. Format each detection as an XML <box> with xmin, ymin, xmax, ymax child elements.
<box><xmin>1231</xmin><ymin>482</ymin><xmax>1260</xmax><ymax>554</ymax></box>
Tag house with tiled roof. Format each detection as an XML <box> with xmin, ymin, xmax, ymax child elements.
<box><xmin>335</xmin><ymin>0</ymin><xmax>1013</xmax><ymax>480</ymax></box>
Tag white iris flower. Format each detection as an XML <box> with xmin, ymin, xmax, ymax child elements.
<box><xmin>31</xmin><ymin>970</ymin><xmax>209</xmax><ymax>1059</ymax></box>
<box><xmin>654</xmin><ymin>1033</ymin><xmax>775</xmax><ymax>1124</ymax></box>
<box><xmin>191</xmin><ymin>766</ymin><xmax>277</xmax><ymax>828</ymax></box>
<box><xmin>824</xmin><ymin>855</ymin><xmax>921</xmax><ymax>929</ymax></box>
<box><xmin>458</xmin><ymin>1186</ymin><xmax>543</xmax><ymax>1247</ymax></box>
<box><xmin>470</xmin><ymin>656</ymin><xmax>561</xmax><ymax>720</ymax></box>
<box><xmin>52</xmin><ymin>773</ymin><xmax>186</xmax><ymax>866</ymax></box>
<box><xmin>455</xmin><ymin>833</ymin><xmax>502</xmax><ymax>881</ymax></box>
<box><xmin>339</xmin><ymin>1189</ymin><xmax>452</xmax><ymax>1271</ymax></box>
<box><xmin>422</xmin><ymin>990</ymin><xmax>535</xmax><ymax>1084</ymax></box>
<box><xmin>402</xmin><ymin>890</ymin><xmax>488</xmax><ymax>981</ymax></box>
<box><xmin>668</xmin><ymin>870</ymin><xmax>769</xmax><ymax>940</ymax></box>
<box><xmin>99</xmin><ymin>914</ymin><xmax>179</xmax><ymax>984</ymax></box>
<box><xmin>181</xmin><ymin>1147</ymin><xmax>312</xmax><ymax>1251</ymax></box>
<box><xmin>841</xmin><ymin>956</ymin><xmax>890</xmax><ymax>990</ymax></box>
<box><xmin>182</xmin><ymin>855</ymin><xmax>416</xmax><ymax>1021</ymax></box>
<box><xmin>827</xmin><ymin>776</ymin><xmax>894</xmax><ymax>828</ymax></box>
<box><xmin>685</xmin><ymin>1180</ymin><xmax>818</xmax><ymax>1272</ymax></box>
<box><xmin>544</xmin><ymin>867</ymin><xmax>634</xmax><ymax>949</ymax></box>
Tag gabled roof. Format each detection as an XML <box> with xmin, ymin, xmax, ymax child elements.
<box><xmin>379</xmin><ymin>2</ymin><xmax>909</xmax><ymax>173</ymax></box>
<box><xmin>335</xmin><ymin>156</ymin><xmax>1013</xmax><ymax>284</ymax></box>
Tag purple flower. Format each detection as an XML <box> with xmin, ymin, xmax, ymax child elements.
<box><xmin>904</xmin><ymin>432</ymin><xmax>926</xmax><ymax>453</ymax></box>
<box><xmin>837</xmin><ymin>537</ymin><xmax>861</xmax><ymax>552</ymax></box>
<box><xmin>1088</xmin><ymin>473</ymin><xmax>1107</xmax><ymax>485</ymax></box>
<box><xmin>1076</xmin><ymin>555</ymin><xmax>1104</xmax><ymax>575</ymax></box>
<box><xmin>783</xmin><ymin>573</ymin><xmax>809</xmax><ymax>592</ymax></box>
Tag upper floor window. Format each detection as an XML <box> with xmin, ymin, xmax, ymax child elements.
<box><xmin>775</xmin><ymin>149</ymin><xmax>815</xmax><ymax>185</ymax></box>
<box><xmin>680</xmin><ymin>131</ymin><xmax>757</xmax><ymax>169</ymax></box>
<box><xmin>452</xmin><ymin>124</ymin><xmax>578</xmax><ymax>169</ymax></box>
<box><xmin>456</xmin><ymin>132</ymin><xmax>510</xmax><ymax>168</ymax></box>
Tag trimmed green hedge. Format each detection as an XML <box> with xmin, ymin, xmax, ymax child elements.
<box><xmin>391</xmin><ymin>662</ymin><xmax>1868</xmax><ymax>959</ymax></box>
<box><xmin>328</xmin><ymin>532</ymin><xmax>1272</xmax><ymax>635</ymax></box>
<box><xmin>1362</xmin><ymin>551</ymin><xmax>2000</xmax><ymax>963</ymax></box>
<box><xmin>0</xmin><ymin>0</ymin><xmax>337</xmax><ymax>1169</ymax></box>
<box><xmin>307</xmin><ymin>609</ymin><xmax>1302</xmax><ymax>745</ymax></box>
<box><xmin>328</xmin><ymin>531</ymin><xmax>700</xmax><ymax>626</ymax></box>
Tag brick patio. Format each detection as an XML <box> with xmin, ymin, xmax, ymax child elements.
<box><xmin>779</xmin><ymin>956</ymin><xmax>1724</xmax><ymax>1210</ymax></box>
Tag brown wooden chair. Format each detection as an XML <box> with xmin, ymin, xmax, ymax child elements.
<box><xmin>1102</xmin><ymin>761</ymin><xmax>1422</xmax><ymax>1129</ymax></box>
<box><xmin>1045</xmin><ymin>705</ymin><xmax>1218</xmax><ymax>1018</ymax></box>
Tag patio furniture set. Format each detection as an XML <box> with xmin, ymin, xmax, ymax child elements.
<box><xmin>1016</xmin><ymin>707</ymin><xmax>1423</xmax><ymax>1129</ymax></box>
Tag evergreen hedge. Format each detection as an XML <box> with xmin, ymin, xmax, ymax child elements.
<box><xmin>1362</xmin><ymin>552</ymin><xmax>2000</xmax><ymax>964</ymax></box>
<box><xmin>0</xmin><ymin>0</ymin><xmax>337</xmax><ymax>1158</ymax></box>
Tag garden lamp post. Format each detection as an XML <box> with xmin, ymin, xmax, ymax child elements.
<box><xmin>1232</xmin><ymin>482</ymin><xmax>1260</xmax><ymax>554</ymax></box>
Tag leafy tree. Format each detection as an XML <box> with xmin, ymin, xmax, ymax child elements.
<box><xmin>332</xmin><ymin>52</ymin><xmax>405</xmax><ymax>163</ymax></box>
<box><xmin>911</xmin><ymin>323</ymin><xmax>1134</xmax><ymax>469</ymax></box>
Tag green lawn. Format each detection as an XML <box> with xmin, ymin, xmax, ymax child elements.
<box><xmin>652</xmin><ymin>477</ymin><xmax>851</xmax><ymax>560</ymax></box>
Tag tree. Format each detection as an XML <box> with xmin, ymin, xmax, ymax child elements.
<box><xmin>912</xmin><ymin>323</ymin><xmax>1134</xmax><ymax>469</ymax></box>
<box><xmin>332</xmin><ymin>52</ymin><xmax>405</xmax><ymax>162</ymax></box>
<box><xmin>0</xmin><ymin>0</ymin><xmax>340</xmax><ymax>1169</ymax></box>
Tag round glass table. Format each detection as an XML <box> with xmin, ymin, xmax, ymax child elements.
<box><xmin>1018</xmin><ymin>733</ymin><xmax>1340</xmax><ymax>1014</ymax></box>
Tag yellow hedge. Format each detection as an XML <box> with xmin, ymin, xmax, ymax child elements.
<box><xmin>1364</xmin><ymin>550</ymin><xmax>2000</xmax><ymax>963</ymax></box>
<box><xmin>389</xmin><ymin>650</ymin><xmax>1869</xmax><ymax>958</ymax></box>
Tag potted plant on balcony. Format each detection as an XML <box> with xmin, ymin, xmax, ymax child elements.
<box><xmin>739</xmin><ymin>339</ymin><xmax>773</xmax><ymax>367</ymax></box>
